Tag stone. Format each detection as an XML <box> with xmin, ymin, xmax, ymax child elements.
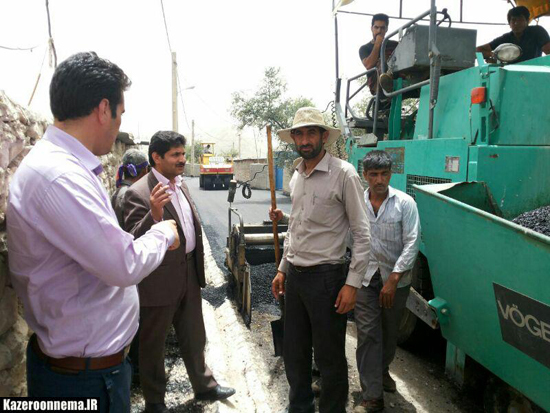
<box><xmin>0</xmin><ymin>368</ymin><xmax>13</xmax><ymax>396</ymax></box>
<box><xmin>0</xmin><ymin>255</ymin><xmax>7</xmax><ymax>301</ymax></box>
<box><xmin>0</xmin><ymin>287</ymin><xmax>17</xmax><ymax>336</ymax></box>
<box><xmin>0</xmin><ymin>343</ymin><xmax>12</xmax><ymax>371</ymax></box>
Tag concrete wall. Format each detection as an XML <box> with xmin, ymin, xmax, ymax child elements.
<box><xmin>184</xmin><ymin>163</ymin><xmax>200</xmax><ymax>177</ymax></box>
<box><xmin>233</xmin><ymin>158</ymin><xmax>267</xmax><ymax>183</ymax></box>
<box><xmin>249</xmin><ymin>163</ymin><xmax>269</xmax><ymax>190</ymax></box>
<box><xmin>0</xmin><ymin>91</ymin><xmax>132</xmax><ymax>396</ymax></box>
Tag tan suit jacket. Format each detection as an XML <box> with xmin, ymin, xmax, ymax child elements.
<box><xmin>124</xmin><ymin>171</ymin><xmax>206</xmax><ymax>307</ymax></box>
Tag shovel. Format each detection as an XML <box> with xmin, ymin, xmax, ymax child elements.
<box><xmin>266</xmin><ymin>124</ymin><xmax>285</xmax><ymax>357</ymax></box>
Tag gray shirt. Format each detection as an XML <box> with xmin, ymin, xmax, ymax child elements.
<box><xmin>278</xmin><ymin>152</ymin><xmax>371</xmax><ymax>288</ymax></box>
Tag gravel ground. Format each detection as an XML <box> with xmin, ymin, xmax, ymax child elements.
<box><xmin>512</xmin><ymin>205</ymin><xmax>550</xmax><ymax>236</ymax></box>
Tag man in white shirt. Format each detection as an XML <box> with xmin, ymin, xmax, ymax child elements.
<box><xmin>354</xmin><ymin>150</ymin><xmax>420</xmax><ymax>413</ymax></box>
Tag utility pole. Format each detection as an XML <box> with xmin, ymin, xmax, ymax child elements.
<box><xmin>238</xmin><ymin>131</ymin><xmax>242</xmax><ymax>159</ymax></box>
<box><xmin>172</xmin><ymin>52</ymin><xmax>178</xmax><ymax>132</ymax></box>
<box><xmin>191</xmin><ymin>120</ymin><xmax>195</xmax><ymax>176</ymax></box>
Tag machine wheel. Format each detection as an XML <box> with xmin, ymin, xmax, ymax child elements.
<box><xmin>483</xmin><ymin>377</ymin><xmax>541</xmax><ymax>413</ymax></box>
<box><xmin>223</xmin><ymin>176</ymin><xmax>231</xmax><ymax>190</ymax></box>
<box><xmin>397</xmin><ymin>253</ymin><xmax>434</xmax><ymax>345</ymax></box>
<box><xmin>199</xmin><ymin>175</ymin><xmax>204</xmax><ymax>188</ymax></box>
<box><xmin>204</xmin><ymin>176</ymin><xmax>213</xmax><ymax>190</ymax></box>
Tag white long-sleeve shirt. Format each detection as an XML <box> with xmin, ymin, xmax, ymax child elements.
<box><xmin>363</xmin><ymin>186</ymin><xmax>420</xmax><ymax>288</ymax></box>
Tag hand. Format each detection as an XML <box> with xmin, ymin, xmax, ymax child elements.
<box><xmin>374</xmin><ymin>33</ymin><xmax>385</xmax><ymax>46</ymax></box>
<box><xmin>150</xmin><ymin>182</ymin><xmax>172</xmax><ymax>222</ymax></box>
<box><xmin>272</xmin><ymin>271</ymin><xmax>286</xmax><ymax>299</ymax></box>
<box><xmin>379</xmin><ymin>273</ymin><xmax>399</xmax><ymax>309</ymax></box>
<box><xmin>335</xmin><ymin>285</ymin><xmax>357</xmax><ymax>314</ymax></box>
<box><xmin>269</xmin><ymin>207</ymin><xmax>283</xmax><ymax>223</ymax></box>
<box><xmin>154</xmin><ymin>219</ymin><xmax>180</xmax><ymax>250</ymax></box>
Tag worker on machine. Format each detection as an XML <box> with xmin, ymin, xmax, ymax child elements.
<box><xmin>476</xmin><ymin>6</ymin><xmax>550</xmax><ymax>63</ymax></box>
<box><xmin>359</xmin><ymin>13</ymin><xmax>398</xmax><ymax>95</ymax></box>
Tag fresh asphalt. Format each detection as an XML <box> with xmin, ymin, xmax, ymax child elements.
<box><xmin>184</xmin><ymin>176</ymin><xmax>291</xmax><ymax>313</ymax></box>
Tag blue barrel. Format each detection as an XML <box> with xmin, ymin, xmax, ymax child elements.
<box><xmin>275</xmin><ymin>167</ymin><xmax>283</xmax><ymax>190</ymax></box>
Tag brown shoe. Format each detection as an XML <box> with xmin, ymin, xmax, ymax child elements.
<box><xmin>383</xmin><ymin>372</ymin><xmax>397</xmax><ymax>393</ymax></box>
<box><xmin>354</xmin><ymin>398</ymin><xmax>384</xmax><ymax>413</ymax></box>
<box><xmin>379</xmin><ymin>73</ymin><xmax>394</xmax><ymax>93</ymax></box>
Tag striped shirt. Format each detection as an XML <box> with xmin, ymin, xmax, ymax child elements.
<box><xmin>363</xmin><ymin>186</ymin><xmax>420</xmax><ymax>288</ymax></box>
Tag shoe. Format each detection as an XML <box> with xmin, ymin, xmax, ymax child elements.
<box><xmin>383</xmin><ymin>372</ymin><xmax>396</xmax><ymax>393</ymax></box>
<box><xmin>311</xmin><ymin>377</ymin><xmax>322</xmax><ymax>396</ymax></box>
<box><xmin>354</xmin><ymin>398</ymin><xmax>384</xmax><ymax>413</ymax></box>
<box><xmin>144</xmin><ymin>402</ymin><xmax>168</xmax><ymax>413</ymax></box>
<box><xmin>195</xmin><ymin>384</ymin><xmax>236</xmax><ymax>401</ymax></box>
<box><xmin>379</xmin><ymin>73</ymin><xmax>394</xmax><ymax>93</ymax></box>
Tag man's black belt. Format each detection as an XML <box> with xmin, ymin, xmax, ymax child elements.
<box><xmin>290</xmin><ymin>263</ymin><xmax>343</xmax><ymax>273</ymax></box>
<box><xmin>186</xmin><ymin>250</ymin><xmax>195</xmax><ymax>260</ymax></box>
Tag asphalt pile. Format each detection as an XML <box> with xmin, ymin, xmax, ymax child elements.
<box><xmin>512</xmin><ymin>205</ymin><xmax>550</xmax><ymax>237</ymax></box>
<box><xmin>250</xmin><ymin>262</ymin><xmax>279</xmax><ymax>313</ymax></box>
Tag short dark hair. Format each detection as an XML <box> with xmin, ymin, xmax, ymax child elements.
<box><xmin>507</xmin><ymin>6</ymin><xmax>530</xmax><ymax>23</ymax></box>
<box><xmin>372</xmin><ymin>13</ymin><xmax>390</xmax><ymax>27</ymax></box>
<box><xmin>50</xmin><ymin>52</ymin><xmax>131</xmax><ymax>121</ymax></box>
<box><xmin>148</xmin><ymin>131</ymin><xmax>186</xmax><ymax>166</ymax></box>
<box><xmin>362</xmin><ymin>150</ymin><xmax>392</xmax><ymax>172</ymax></box>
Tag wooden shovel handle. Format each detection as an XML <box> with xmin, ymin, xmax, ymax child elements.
<box><xmin>266</xmin><ymin>124</ymin><xmax>281</xmax><ymax>266</ymax></box>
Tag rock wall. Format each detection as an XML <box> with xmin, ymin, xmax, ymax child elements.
<box><xmin>0</xmin><ymin>92</ymin><xmax>48</xmax><ymax>397</ymax></box>
<box><xmin>0</xmin><ymin>91</ymin><xmax>131</xmax><ymax>396</ymax></box>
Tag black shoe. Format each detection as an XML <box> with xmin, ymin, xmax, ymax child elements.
<box><xmin>195</xmin><ymin>384</ymin><xmax>236</xmax><ymax>401</ymax></box>
<box><xmin>144</xmin><ymin>402</ymin><xmax>168</xmax><ymax>413</ymax></box>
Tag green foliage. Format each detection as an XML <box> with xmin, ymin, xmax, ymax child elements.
<box><xmin>185</xmin><ymin>140</ymin><xmax>204</xmax><ymax>163</ymax></box>
<box><xmin>221</xmin><ymin>147</ymin><xmax>239</xmax><ymax>159</ymax></box>
<box><xmin>230</xmin><ymin>67</ymin><xmax>314</xmax><ymax>167</ymax></box>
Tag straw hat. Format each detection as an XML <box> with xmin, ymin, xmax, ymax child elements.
<box><xmin>277</xmin><ymin>107</ymin><xmax>341</xmax><ymax>146</ymax></box>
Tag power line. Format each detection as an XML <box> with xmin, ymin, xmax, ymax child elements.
<box><xmin>160</xmin><ymin>0</ymin><xmax>173</xmax><ymax>53</ymax></box>
<box><xmin>159</xmin><ymin>0</ymin><xmax>192</xmax><ymax>131</ymax></box>
<box><xmin>45</xmin><ymin>0</ymin><xmax>57</xmax><ymax>67</ymax></box>
<box><xmin>0</xmin><ymin>43</ymin><xmax>42</xmax><ymax>51</ymax></box>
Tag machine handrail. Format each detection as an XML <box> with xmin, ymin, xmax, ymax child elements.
<box><xmin>342</xmin><ymin>1</ymin><xmax>440</xmax><ymax>138</ymax></box>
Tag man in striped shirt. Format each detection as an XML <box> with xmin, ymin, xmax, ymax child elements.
<box><xmin>354</xmin><ymin>150</ymin><xmax>420</xmax><ymax>413</ymax></box>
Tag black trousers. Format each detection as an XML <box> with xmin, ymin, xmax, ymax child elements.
<box><xmin>284</xmin><ymin>264</ymin><xmax>348</xmax><ymax>413</ymax></box>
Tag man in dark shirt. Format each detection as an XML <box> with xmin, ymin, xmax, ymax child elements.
<box><xmin>477</xmin><ymin>6</ymin><xmax>550</xmax><ymax>63</ymax></box>
<box><xmin>359</xmin><ymin>13</ymin><xmax>398</xmax><ymax>95</ymax></box>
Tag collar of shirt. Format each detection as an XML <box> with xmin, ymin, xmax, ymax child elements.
<box><xmin>43</xmin><ymin>125</ymin><xmax>103</xmax><ymax>175</ymax></box>
<box><xmin>365</xmin><ymin>185</ymin><xmax>396</xmax><ymax>220</ymax></box>
<box><xmin>151</xmin><ymin>167</ymin><xmax>182</xmax><ymax>190</ymax></box>
<box><xmin>296</xmin><ymin>151</ymin><xmax>331</xmax><ymax>176</ymax></box>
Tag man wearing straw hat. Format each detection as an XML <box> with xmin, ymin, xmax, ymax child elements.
<box><xmin>270</xmin><ymin>107</ymin><xmax>370</xmax><ymax>413</ymax></box>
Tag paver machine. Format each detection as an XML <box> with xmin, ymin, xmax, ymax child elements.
<box><xmin>198</xmin><ymin>142</ymin><xmax>234</xmax><ymax>190</ymax></box>
<box><xmin>224</xmin><ymin>181</ymin><xmax>287</xmax><ymax>325</ymax></box>
<box><xmin>333</xmin><ymin>0</ymin><xmax>550</xmax><ymax>410</ymax></box>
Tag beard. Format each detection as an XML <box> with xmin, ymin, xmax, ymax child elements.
<box><xmin>296</xmin><ymin>141</ymin><xmax>324</xmax><ymax>160</ymax></box>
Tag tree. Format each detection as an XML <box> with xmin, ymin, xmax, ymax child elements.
<box><xmin>185</xmin><ymin>140</ymin><xmax>204</xmax><ymax>163</ymax></box>
<box><xmin>230</xmin><ymin>67</ymin><xmax>314</xmax><ymax>166</ymax></box>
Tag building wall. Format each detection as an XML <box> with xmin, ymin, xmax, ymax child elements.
<box><xmin>0</xmin><ymin>91</ymin><xmax>131</xmax><ymax>396</ymax></box>
<box><xmin>233</xmin><ymin>158</ymin><xmax>267</xmax><ymax>183</ymax></box>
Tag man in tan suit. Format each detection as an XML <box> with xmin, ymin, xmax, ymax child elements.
<box><xmin>124</xmin><ymin>131</ymin><xmax>235</xmax><ymax>413</ymax></box>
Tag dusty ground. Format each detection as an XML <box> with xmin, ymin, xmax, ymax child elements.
<box><xmin>129</xmin><ymin>231</ymin><xmax>484</xmax><ymax>413</ymax></box>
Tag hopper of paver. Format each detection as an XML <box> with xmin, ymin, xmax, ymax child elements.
<box><xmin>225</xmin><ymin>207</ymin><xmax>287</xmax><ymax>326</ymax></box>
<box><xmin>414</xmin><ymin>181</ymin><xmax>550</xmax><ymax>411</ymax></box>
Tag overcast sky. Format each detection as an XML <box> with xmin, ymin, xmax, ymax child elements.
<box><xmin>2</xmin><ymin>0</ymin><xmax>548</xmax><ymax>157</ymax></box>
